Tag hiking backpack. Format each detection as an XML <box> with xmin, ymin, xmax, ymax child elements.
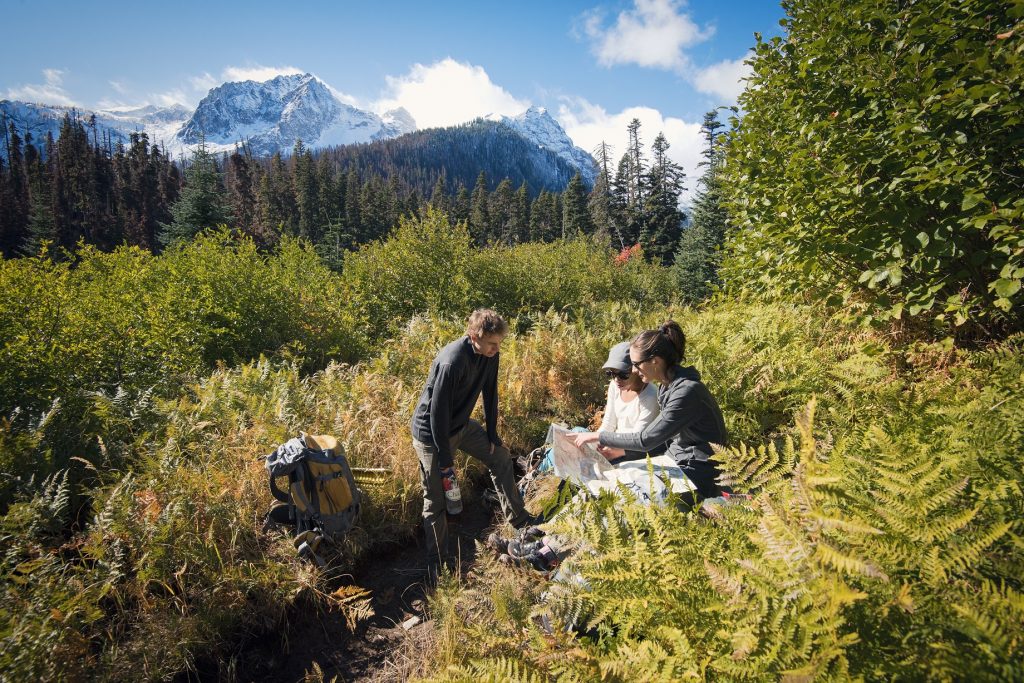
<box><xmin>264</xmin><ymin>433</ymin><xmax>362</xmax><ymax>566</ymax></box>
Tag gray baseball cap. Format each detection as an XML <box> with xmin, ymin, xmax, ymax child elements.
<box><xmin>602</xmin><ymin>341</ymin><xmax>632</xmax><ymax>374</ymax></box>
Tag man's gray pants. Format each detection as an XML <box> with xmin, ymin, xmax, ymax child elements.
<box><xmin>412</xmin><ymin>419</ymin><xmax>530</xmax><ymax>568</ymax></box>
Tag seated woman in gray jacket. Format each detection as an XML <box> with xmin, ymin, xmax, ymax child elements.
<box><xmin>573</xmin><ymin>320</ymin><xmax>728</xmax><ymax>502</ymax></box>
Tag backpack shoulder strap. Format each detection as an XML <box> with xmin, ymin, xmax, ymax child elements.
<box><xmin>269</xmin><ymin>472</ymin><xmax>291</xmax><ymax>503</ymax></box>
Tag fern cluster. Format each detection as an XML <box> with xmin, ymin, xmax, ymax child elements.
<box><xmin>425</xmin><ymin>310</ymin><xmax>1024</xmax><ymax>682</ymax></box>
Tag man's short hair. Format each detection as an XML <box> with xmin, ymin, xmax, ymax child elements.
<box><xmin>466</xmin><ymin>308</ymin><xmax>508</xmax><ymax>338</ymax></box>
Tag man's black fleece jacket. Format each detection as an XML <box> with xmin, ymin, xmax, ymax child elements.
<box><xmin>411</xmin><ymin>336</ymin><xmax>501</xmax><ymax>468</ymax></box>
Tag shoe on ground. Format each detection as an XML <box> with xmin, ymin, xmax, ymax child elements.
<box><xmin>496</xmin><ymin>542</ymin><xmax>559</xmax><ymax>573</ymax></box>
<box><xmin>486</xmin><ymin>531</ymin><xmax>511</xmax><ymax>554</ymax></box>
<box><xmin>507</xmin><ymin>538</ymin><xmax>543</xmax><ymax>560</ymax></box>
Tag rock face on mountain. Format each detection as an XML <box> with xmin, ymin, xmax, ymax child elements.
<box><xmin>497</xmin><ymin>106</ymin><xmax>597</xmax><ymax>185</ymax></box>
<box><xmin>175</xmin><ymin>73</ymin><xmax>409</xmax><ymax>156</ymax></box>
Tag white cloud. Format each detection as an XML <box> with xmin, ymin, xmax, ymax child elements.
<box><xmin>109</xmin><ymin>80</ymin><xmax>128</xmax><ymax>95</ymax></box>
<box><xmin>189</xmin><ymin>72</ymin><xmax>218</xmax><ymax>92</ymax></box>
<box><xmin>221</xmin><ymin>65</ymin><xmax>304</xmax><ymax>83</ymax></box>
<box><xmin>5</xmin><ymin>68</ymin><xmax>78</xmax><ymax>106</ymax></box>
<box><xmin>321</xmin><ymin>81</ymin><xmax>361</xmax><ymax>107</ymax></box>
<box><xmin>557</xmin><ymin>96</ymin><xmax>704</xmax><ymax>201</ymax></box>
<box><xmin>582</xmin><ymin>0</ymin><xmax>712</xmax><ymax>71</ymax></box>
<box><xmin>692</xmin><ymin>52</ymin><xmax>752</xmax><ymax>103</ymax></box>
<box><xmin>374</xmin><ymin>58</ymin><xmax>529</xmax><ymax>129</ymax></box>
<box><xmin>152</xmin><ymin>89</ymin><xmax>190</xmax><ymax>107</ymax></box>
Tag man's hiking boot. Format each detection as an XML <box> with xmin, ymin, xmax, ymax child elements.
<box><xmin>496</xmin><ymin>542</ymin><xmax>559</xmax><ymax>573</ymax></box>
<box><xmin>487</xmin><ymin>532</ymin><xmax>540</xmax><ymax>557</ymax></box>
<box><xmin>486</xmin><ymin>522</ymin><xmax>545</xmax><ymax>555</ymax></box>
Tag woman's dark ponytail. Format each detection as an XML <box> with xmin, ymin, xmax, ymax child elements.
<box><xmin>659</xmin><ymin>321</ymin><xmax>685</xmax><ymax>363</ymax></box>
<box><xmin>632</xmin><ymin>320</ymin><xmax>686</xmax><ymax>366</ymax></box>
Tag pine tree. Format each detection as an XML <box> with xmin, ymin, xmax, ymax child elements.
<box><xmin>430</xmin><ymin>170</ymin><xmax>450</xmax><ymax>215</ymax></box>
<box><xmin>626</xmin><ymin>118</ymin><xmax>645</xmax><ymax>211</ymax></box>
<box><xmin>158</xmin><ymin>135</ymin><xmax>230</xmax><ymax>247</ymax></box>
<box><xmin>529</xmin><ymin>190</ymin><xmax>561</xmax><ymax>242</ymax></box>
<box><xmin>226</xmin><ymin>144</ymin><xmax>260</xmax><ymax>242</ymax></box>
<box><xmin>674</xmin><ymin>111</ymin><xmax>728</xmax><ymax>301</ymax></box>
<box><xmin>452</xmin><ymin>183</ymin><xmax>471</xmax><ymax>225</ymax></box>
<box><xmin>510</xmin><ymin>182</ymin><xmax>530</xmax><ymax>244</ymax></box>
<box><xmin>562</xmin><ymin>172</ymin><xmax>594</xmax><ymax>238</ymax></box>
<box><xmin>469</xmin><ymin>171</ymin><xmax>489</xmax><ymax>245</ymax></box>
<box><xmin>641</xmin><ymin>132</ymin><xmax>686</xmax><ymax>264</ymax></box>
<box><xmin>343</xmin><ymin>168</ymin><xmax>362</xmax><ymax>242</ymax></box>
<box><xmin>291</xmin><ymin>139</ymin><xmax>320</xmax><ymax>241</ymax></box>
<box><xmin>1</xmin><ymin>122</ymin><xmax>30</xmax><ymax>255</ymax></box>
<box><xmin>490</xmin><ymin>178</ymin><xmax>515</xmax><ymax>244</ymax></box>
<box><xmin>589</xmin><ymin>141</ymin><xmax>619</xmax><ymax>249</ymax></box>
<box><xmin>613</xmin><ymin>152</ymin><xmax>641</xmax><ymax>247</ymax></box>
<box><xmin>21</xmin><ymin>137</ymin><xmax>57</xmax><ymax>256</ymax></box>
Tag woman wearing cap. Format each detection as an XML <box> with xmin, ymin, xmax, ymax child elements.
<box><xmin>595</xmin><ymin>341</ymin><xmax>661</xmax><ymax>458</ymax></box>
<box><xmin>573</xmin><ymin>321</ymin><xmax>728</xmax><ymax>502</ymax></box>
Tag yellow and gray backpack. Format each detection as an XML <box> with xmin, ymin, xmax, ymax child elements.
<box><xmin>264</xmin><ymin>433</ymin><xmax>361</xmax><ymax>565</ymax></box>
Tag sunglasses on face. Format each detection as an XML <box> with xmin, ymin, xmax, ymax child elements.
<box><xmin>630</xmin><ymin>356</ymin><xmax>654</xmax><ymax>369</ymax></box>
<box><xmin>605</xmin><ymin>369</ymin><xmax>630</xmax><ymax>381</ymax></box>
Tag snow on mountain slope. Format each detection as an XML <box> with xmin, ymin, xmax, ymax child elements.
<box><xmin>174</xmin><ymin>73</ymin><xmax>414</xmax><ymax>157</ymax></box>
<box><xmin>3</xmin><ymin>77</ymin><xmax>596</xmax><ymax>185</ymax></box>
<box><xmin>498</xmin><ymin>106</ymin><xmax>597</xmax><ymax>185</ymax></box>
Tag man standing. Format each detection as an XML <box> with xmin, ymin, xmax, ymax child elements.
<box><xmin>411</xmin><ymin>309</ymin><xmax>534</xmax><ymax>575</ymax></box>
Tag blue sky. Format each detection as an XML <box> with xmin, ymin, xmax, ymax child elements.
<box><xmin>2</xmin><ymin>0</ymin><xmax>784</xmax><ymax>182</ymax></box>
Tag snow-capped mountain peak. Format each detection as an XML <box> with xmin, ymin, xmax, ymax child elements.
<box><xmin>498</xmin><ymin>106</ymin><xmax>596</xmax><ymax>184</ymax></box>
<box><xmin>173</xmin><ymin>73</ymin><xmax>415</xmax><ymax>157</ymax></box>
<box><xmin>381</xmin><ymin>107</ymin><xmax>416</xmax><ymax>136</ymax></box>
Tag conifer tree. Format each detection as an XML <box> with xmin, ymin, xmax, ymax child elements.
<box><xmin>562</xmin><ymin>172</ymin><xmax>593</xmax><ymax>238</ymax></box>
<box><xmin>511</xmin><ymin>182</ymin><xmax>530</xmax><ymax>244</ymax></box>
<box><xmin>452</xmin><ymin>183</ymin><xmax>471</xmax><ymax>225</ymax></box>
<box><xmin>430</xmin><ymin>170</ymin><xmax>450</xmax><ymax>215</ymax></box>
<box><xmin>675</xmin><ymin>111</ymin><xmax>728</xmax><ymax>301</ymax></box>
<box><xmin>291</xmin><ymin>140</ymin><xmax>320</xmax><ymax>241</ymax></box>
<box><xmin>613</xmin><ymin>153</ymin><xmax>641</xmax><ymax>246</ymax></box>
<box><xmin>530</xmin><ymin>190</ymin><xmax>561</xmax><ymax>242</ymax></box>
<box><xmin>1</xmin><ymin>122</ymin><xmax>29</xmax><ymax>256</ymax></box>
<box><xmin>589</xmin><ymin>141</ymin><xmax>619</xmax><ymax>248</ymax></box>
<box><xmin>343</xmin><ymin>168</ymin><xmax>362</xmax><ymax>242</ymax></box>
<box><xmin>158</xmin><ymin>135</ymin><xmax>230</xmax><ymax>247</ymax></box>
<box><xmin>490</xmin><ymin>178</ymin><xmax>515</xmax><ymax>244</ymax></box>
<box><xmin>315</xmin><ymin>154</ymin><xmax>342</xmax><ymax>228</ymax></box>
<box><xmin>21</xmin><ymin>140</ymin><xmax>57</xmax><ymax>256</ymax></box>
<box><xmin>226</xmin><ymin>145</ymin><xmax>259</xmax><ymax>242</ymax></box>
<box><xmin>641</xmin><ymin>132</ymin><xmax>686</xmax><ymax>264</ymax></box>
<box><xmin>469</xmin><ymin>171</ymin><xmax>489</xmax><ymax>245</ymax></box>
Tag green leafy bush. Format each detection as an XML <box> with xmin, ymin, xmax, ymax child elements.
<box><xmin>722</xmin><ymin>0</ymin><xmax>1024</xmax><ymax>333</ymax></box>
<box><xmin>0</xmin><ymin>231</ymin><xmax>365</xmax><ymax>502</ymax></box>
<box><xmin>342</xmin><ymin>209</ymin><xmax>674</xmax><ymax>337</ymax></box>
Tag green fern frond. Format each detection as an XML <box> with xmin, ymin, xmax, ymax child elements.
<box><xmin>813</xmin><ymin>541</ymin><xmax>887</xmax><ymax>580</ymax></box>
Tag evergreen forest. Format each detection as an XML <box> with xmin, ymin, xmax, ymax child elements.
<box><xmin>0</xmin><ymin>0</ymin><xmax>1022</xmax><ymax>680</ymax></box>
<box><xmin>0</xmin><ymin>113</ymin><xmax>692</xmax><ymax>270</ymax></box>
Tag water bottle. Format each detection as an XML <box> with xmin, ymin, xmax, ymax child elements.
<box><xmin>442</xmin><ymin>469</ymin><xmax>463</xmax><ymax>515</ymax></box>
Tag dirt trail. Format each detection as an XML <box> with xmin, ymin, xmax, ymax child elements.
<box><xmin>238</xmin><ymin>502</ymin><xmax>496</xmax><ymax>682</ymax></box>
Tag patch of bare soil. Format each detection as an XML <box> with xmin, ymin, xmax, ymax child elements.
<box><xmin>234</xmin><ymin>501</ymin><xmax>496</xmax><ymax>683</ymax></box>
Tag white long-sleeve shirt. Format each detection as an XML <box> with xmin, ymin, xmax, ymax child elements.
<box><xmin>598</xmin><ymin>381</ymin><xmax>660</xmax><ymax>434</ymax></box>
